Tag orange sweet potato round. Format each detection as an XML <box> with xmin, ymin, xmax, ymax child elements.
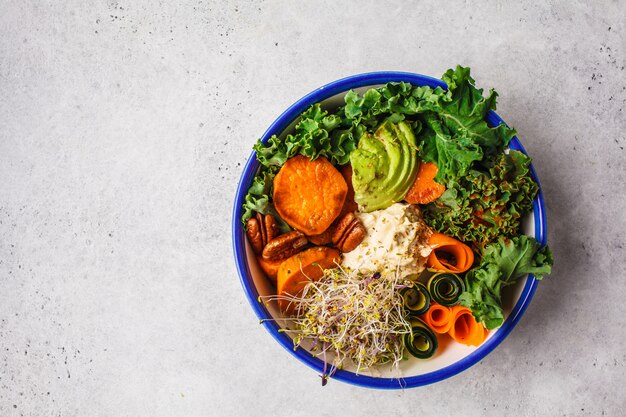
<box><xmin>405</xmin><ymin>162</ymin><xmax>446</xmax><ymax>205</ymax></box>
<box><xmin>256</xmin><ymin>256</ymin><xmax>283</xmax><ymax>285</ymax></box>
<box><xmin>273</xmin><ymin>155</ymin><xmax>347</xmax><ymax>235</ymax></box>
<box><xmin>277</xmin><ymin>246</ymin><xmax>341</xmax><ymax>313</ymax></box>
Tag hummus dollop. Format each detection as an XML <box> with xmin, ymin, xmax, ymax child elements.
<box><xmin>341</xmin><ymin>203</ymin><xmax>433</xmax><ymax>276</ymax></box>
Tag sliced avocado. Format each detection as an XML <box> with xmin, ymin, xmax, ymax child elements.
<box><xmin>350</xmin><ymin>120</ymin><xmax>418</xmax><ymax>212</ymax></box>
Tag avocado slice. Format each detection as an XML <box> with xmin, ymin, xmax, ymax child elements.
<box><xmin>350</xmin><ymin>120</ymin><xmax>419</xmax><ymax>212</ymax></box>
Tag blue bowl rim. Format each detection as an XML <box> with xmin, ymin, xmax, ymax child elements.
<box><xmin>231</xmin><ymin>71</ymin><xmax>547</xmax><ymax>389</ymax></box>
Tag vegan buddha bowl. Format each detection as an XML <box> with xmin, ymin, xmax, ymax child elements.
<box><xmin>232</xmin><ymin>67</ymin><xmax>552</xmax><ymax>389</ymax></box>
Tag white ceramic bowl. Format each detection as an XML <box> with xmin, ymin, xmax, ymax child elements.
<box><xmin>232</xmin><ymin>72</ymin><xmax>547</xmax><ymax>389</ymax></box>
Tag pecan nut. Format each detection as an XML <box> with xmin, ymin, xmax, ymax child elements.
<box><xmin>331</xmin><ymin>212</ymin><xmax>366</xmax><ymax>253</ymax></box>
<box><xmin>246</xmin><ymin>213</ymin><xmax>278</xmax><ymax>255</ymax></box>
<box><xmin>262</xmin><ymin>231</ymin><xmax>308</xmax><ymax>261</ymax></box>
<box><xmin>246</xmin><ymin>217</ymin><xmax>263</xmax><ymax>254</ymax></box>
<box><xmin>258</xmin><ymin>213</ymin><xmax>278</xmax><ymax>246</ymax></box>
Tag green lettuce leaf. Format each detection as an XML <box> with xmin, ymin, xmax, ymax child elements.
<box><xmin>460</xmin><ymin>235</ymin><xmax>553</xmax><ymax>329</ymax></box>
<box><xmin>481</xmin><ymin>234</ymin><xmax>554</xmax><ymax>282</ymax></box>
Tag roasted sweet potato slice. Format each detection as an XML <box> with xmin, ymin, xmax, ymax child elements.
<box><xmin>273</xmin><ymin>155</ymin><xmax>347</xmax><ymax>235</ymax></box>
<box><xmin>277</xmin><ymin>246</ymin><xmax>341</xmax><ymax>313</ymax></box>
<box><xmin>405</xmin><ymin>162</ymin><xmax>446</xmax><ymax>205</ymax></box>
<box><xmin>256</xmin><ymin>256</ymin><xmax>283</xmax><ymax>285</ymax></box>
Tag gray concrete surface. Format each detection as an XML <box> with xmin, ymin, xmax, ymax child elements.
<box><xmin>1</xmin><ymin>1</ymin><xmax>625</xmax><ymax>416</ymax></box>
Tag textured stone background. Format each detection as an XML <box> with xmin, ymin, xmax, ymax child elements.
<box><xmin>1</xmin><ymin>1</ymin><xmax>625</xmax><ymax>416</ymax></box>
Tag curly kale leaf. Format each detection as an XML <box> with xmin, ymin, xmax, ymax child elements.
<box><xmin>342</xmin><ymin>82</ymin><xmax>443</xmax><ymax>127</ymax></box>
<box><xmin>241</xmin><ymin>166</ymin><xmax>290</xmax><ymax>232</ymax></box>
<box><xmin>420</xmin><ymin>112</ymin><xmax>484</xmax><ymax>183</ymax></box>
<box><xmin>419</xmin><ymin>66</ymin><xmax>517</xmax><ymax>183</ymax></box>
<box><xmin>253</xmin><ymin>104</ymin><xmax>355</xmax><ymax>168</ymax></box>
<box><xmin>422</xmin><ymin>150</ymin><xmax>538</xmax><ymax>251</ymax></box>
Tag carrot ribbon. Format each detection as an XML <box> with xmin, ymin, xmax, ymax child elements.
<box><xmin>448</xmin><ymin>305</ymin><xmax>487</xmax><ymax>346</ymax></box>
<box><xmin>422</xmin><ymin>303</ymin><xmax>488</xmax><ymax>347</ymax></box>
<box><xmin>427</xmin><ymin>232</ymin><xmax>475</xmax><ymax>273</ymax></box>
<box><xmin>422</xmin><ymin>303</ymin><xmax>454</xmax><ymax>334</ymax></box>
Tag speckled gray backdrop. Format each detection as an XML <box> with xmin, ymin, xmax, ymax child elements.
<box><xmin>1</xmin><ymin>0</ymin><xmax>625</xmax><ymax>416</ymax></box>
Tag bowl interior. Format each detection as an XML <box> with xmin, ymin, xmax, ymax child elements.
<box><xmin>233</xmin><ymin>73</ymin><xmax>546</xmax><ymax>389</ymax></box>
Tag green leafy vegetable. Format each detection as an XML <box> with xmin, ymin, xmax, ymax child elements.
<box><xmin>241</xmin><ymin>166</ymin><xmax>291</xmax><ymax>232</ymax></box>
<box><xmin>420</xmin><ymin>113</ymin><xmax>484</xmax><ymax>184</ymax></box>
<box><xmin>253</xmin><ymin>103</ymin><xmax>357</xmax><ymax>168</ymax></box>
<box><xmin>423</xmin><ymin>150</ymin><xmax>538</xmax><ymax>251</ymax></box>
<box><xmin>459</xmin><ymin>235</ymin><xmax>553</xmax><ymax>329</ymax></box>
<box><xmin>251</xmin><ymin>78</ymin><xmax>449</xmax><ymax>173</ymax></box>
<box><xmin>419</xmin><ymin>66</ymin><xmax>517</xmax><ymax>183</ymax></box>
<box><xmin>342</xmin><ymin>82</ymin><xmax>442</xmax><ymax>129</ymax></box>
<box><xmin>439</xmin><ymin>67</ymin><xmax>517</xmax><ymax>156</ymax></box>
